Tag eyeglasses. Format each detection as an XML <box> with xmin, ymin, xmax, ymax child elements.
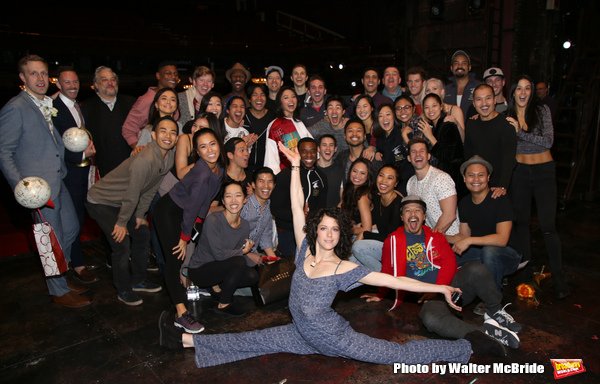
<box><xmin>395</xmin><ymin>105</ymin><xmax>413</xmax><ymax>111</ymax></box>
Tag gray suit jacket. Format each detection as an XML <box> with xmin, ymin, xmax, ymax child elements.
<box><xmin>0</xmin><ymin>91</ymin><xmax>67</xmax><ymax>199</ymax></box>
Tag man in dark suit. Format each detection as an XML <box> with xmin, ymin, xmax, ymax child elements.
<box><xmin>81</xmin><ymin>66</ymin><xmax>135</xmax><ymax>177</ymax></box>
<box><xmin>52</xmin><ymin>67</ymin><xmax>98</xmax><ymax>284</ymax></box>
<box><xmin>0</xmin><ymin>54</ymin><xmax>91</xmax><ymax>308</ymax></box>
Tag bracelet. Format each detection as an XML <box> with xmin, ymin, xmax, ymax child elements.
<box><xmin>291</xmin><ymin>165</ymin><xmax>300</xmax><ymax>171</ymax></box>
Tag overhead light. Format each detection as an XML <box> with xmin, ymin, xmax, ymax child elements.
<box><xmin>351</xmin><ymin>81</ymin><xmax>356</xmax><ymax>87</ymax></box>
<box><xmin>338</xmin><ymin>63</ymin><xmax>344</xmax><ymax>70</ymax></box>
<box><xmin>329</xmin><ymin>64</ymin><xmax>334</xmax><ymax>69</ymax></box>
<box><xmin>562</xmin><ymin>40</ymin><xmax>572</xmax><ymax>49</ymax></box>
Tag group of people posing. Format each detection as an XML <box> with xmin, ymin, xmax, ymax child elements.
<box><xmin>0</xmin><ymin>50</ymin><xmax>568</xmax><ymax>368</ymax></box>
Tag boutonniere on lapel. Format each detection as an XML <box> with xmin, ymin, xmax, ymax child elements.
<box><xmin>41</xmin><ymin>104</ymin><xmax>58</xmax><ymax>124</ymax></box>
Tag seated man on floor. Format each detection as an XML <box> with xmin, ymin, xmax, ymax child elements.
<box><xmin>363</xmin><ymin>195</ymin><xmax>521</xmax><ymax>352</ymax></box>
<box><xmin>447</xmin><ymin>156</ymin><xmax>522</xmax><ymax>291</ymax></box>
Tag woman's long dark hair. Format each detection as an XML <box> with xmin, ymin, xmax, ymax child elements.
<box><xmin>190</xmin><ymin>128</ymin><xmax>226</xmax><ymax>169</ymax></box>
<box><xmin>148</xmin><ymin>88</ymin><xmax>179</xmax><ymax>126</ymax></box>
<box><xmin>304</xmin><ymin>207</ymin><xmax>353</xmax><ymax>260</ymax></box>
<box><xmin>507</xmin><ymin>74</ymin><xmax>542</xmax><ymax>132</ymax></box>
<box><xmin>340</xmin><ymin>158</ymin><xmax>372</xmax><ymax>218</ymax></box>
<box><xmin>199</xmin><ymin>91</ymin><xmax>222</xmax><ymax>118</ymax></box>
<box><xmin>275</xmin><ymin>86</ymin><xmax>301</xmax><ymax>121</ymax></box>
<box><xmin>372</xmin><ymin>103</ymin><xmax>398</xmax><ymax>138</ymax></box>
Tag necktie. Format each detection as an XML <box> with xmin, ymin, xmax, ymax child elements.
<box><xmin>74</xmin><ymin>102</ymin><xmax>85</xmax><ymax>127</ymax></box>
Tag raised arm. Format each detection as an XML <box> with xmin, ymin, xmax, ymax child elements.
<box><xmin>277</xmin><ymin>141</ymin><xmax>305</xmax><ymax>247</ymax></box>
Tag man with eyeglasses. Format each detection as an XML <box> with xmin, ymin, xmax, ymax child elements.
<box><xmin>483</xmin><ymin>67</ymin><xmax>508</xmax><ymax>114</ymax></box>
<box><xmin>122</xmin><ymin>61</ymin><xmax>180</xmax><ymax>148</ymax></box>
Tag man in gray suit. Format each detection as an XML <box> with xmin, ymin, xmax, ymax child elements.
<box><xmin>0</xmin><ymin>54</ymin><xmax>91</xmax><ymax>308</ymax></box>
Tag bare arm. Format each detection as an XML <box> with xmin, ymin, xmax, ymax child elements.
<box><xmin>433</xmin><ymin>195</ymin><xmax>457</xmax><ymax>233</ymax></box>
<box><xmin>354</xmin><ymin>194</ymin><xmax>372</xmax><ymax>235</ymax></box>
<box><xmin>359</xmin><ymin>271</ymin><xmax>462</xmax><ymax>311</ymax></box>
<box><xmin>277</xmin><ymin>141</ymin><xmax>306</xmax><ymax>248</ymax></box>
<box><xmin>175</xmin><ymin>134</ymin><xmax>195</xmax><ymax>179</ymax></box>
<box><xmin>452</xmin><ymin>221</ymin><xmax>512</xmax><ymax>254</ymax></box>
<box><xmin>446</xmin><ymin>222</ymin><xmax>470</xmax><ymax>244</ymax></box>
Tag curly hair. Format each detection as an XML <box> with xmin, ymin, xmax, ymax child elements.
<box><xmin>304</xmin><ymin>207</ymin><xmax>353</xmax><ymax>260</ymax></box>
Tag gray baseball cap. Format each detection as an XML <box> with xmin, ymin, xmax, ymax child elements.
<box><xmin>460</xmin><ymin>155</ymin><xmax>493</xmax><ymax>175</ymax></box>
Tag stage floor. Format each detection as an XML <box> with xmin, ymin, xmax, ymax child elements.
<box><xmin>1</xmin><ymin>201</ymin><xmax>598</xmax><ymax>384</ymax></box>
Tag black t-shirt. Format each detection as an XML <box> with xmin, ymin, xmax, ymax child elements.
<box><xmin>405</xmin><ymin>230</ymin><xmax>438</xmax><ymax>283</ymax></box>
<box><xmin>458</xmin><ymin>191</ymin><xmax>515</xmax><ymax>248</ymax></box>
<box><xmin>317</xmin><ymin>162</ymin><xmax>344</xmax><ymax>208</ymax></box>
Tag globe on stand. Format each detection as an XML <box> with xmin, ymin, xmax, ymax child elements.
<box><xmin>14</xmin><ymin>176</ymin><xmax>51</xmax><ymax>209</ymax></box>
<box><xmin>62</xmin><ymin>127</ymin><xmax>89</xmax><ymax>152</ymax></box>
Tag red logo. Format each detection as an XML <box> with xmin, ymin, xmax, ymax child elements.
<box><xmin>550</xmin><ymin>359</ymin><xmax>586</xmax><ymax>380</ymax></box>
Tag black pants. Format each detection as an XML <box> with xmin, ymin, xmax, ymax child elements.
<box><xmin>153</xmin><ymin>194</ymin><xmax>188</xmax><ymax>306</ymax></box>
<box><xmin>188</xmin><ymin>256</ymin><xmax>258</xmax><ymax>304</ymax></box>
<box><xmin>510</xmin><ymin>161</ymin><xmax>566</xmax><ymax>289</ymax></box>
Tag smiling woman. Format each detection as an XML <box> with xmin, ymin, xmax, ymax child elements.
<box><xmin>158</xmin><ymin>141</ymin><xmax>473</xmax><ymax>368</ymax></box>
<box><xmin>186</xmin><ymin>181</ymin><xmax>260</xmax><ymax>317</ymax></box>
<box><xmin>152</xmin><ymin>128</ymin><xmax>225</xmax><ymax>331</ymax></box>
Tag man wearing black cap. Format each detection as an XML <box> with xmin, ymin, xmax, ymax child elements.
<box><xmin>448</xmin><ymin>156</ymin><xmax>522</xmax><ymax>291</ymax></box>
<box><xmin>483</xmin><ymin>67</ymin><xmax>508</xmax><ymax>113</ymax></box>
<box><xmin>444</xmin><ymin>50</ymin><xmax>481</xmax><ymax>118</ymax></box>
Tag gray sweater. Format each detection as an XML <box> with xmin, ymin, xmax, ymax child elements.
<box><xmin>188</xmin><ymin>211</ymin><xmax>251</xmax><ymax>269</ymax></box>
<box><xmin>87</xmin><ymin>140</ymin><xmax>174</xmax><ymax>226</ymax></box>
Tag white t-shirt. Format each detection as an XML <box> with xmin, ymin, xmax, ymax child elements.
<box><xmin>406</xmin><ymin>166</ymin><xmax>460</xmax><ymax>236</ymax></box>
<box><xmin>224</xmin><ymin>120</ymin><xmax>250</xmax><ymax>143</ymax></box>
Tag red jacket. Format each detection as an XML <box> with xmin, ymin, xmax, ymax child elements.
<box><xmin>380</xmin><ymin>225</ymin><xmax>457</xmax><ymax>310</ymax></box>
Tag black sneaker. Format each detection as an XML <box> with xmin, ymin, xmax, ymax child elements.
<box><xmin>147</xmin><ymin>254</ymin><xmax>159</xmax><ymax>272</ymax></box>
<box><xmin>212</xmin><ymin>302</ymin><xmax>246</xmax><ymax>317</ymax></box>
<box><xmin>464</xmin><ymin>330</ymin><xmax>507</xmax><ymax>357</ymax></box>
<box><xmin>118</xmin><ymin>291</ymin><xmax>143</xmax><ymax>306</ymax></box>
<box><xmin>483</xmin><ymin>318</ymin><xmax>520</xmax><ymax>349</ymax></box>
<box><xmin>484</xmin><ymin>303</ymin><xmax>522</xmax><ymax>333</ymax></box>
<box><xmin>174</xmin><ymin>312</ymin><xmax>205</xmax><ymax>334</ymax></box>
<box><xmin>132</xmin><ymin>281</ymin><xmax>162</xmax><ymax>293</ymax></box>
<box><xmin>158</xmin><ymin>311</ymin><xmax>183</xmax><ymax>350</ymax></box>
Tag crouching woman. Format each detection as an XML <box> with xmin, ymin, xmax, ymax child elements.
<box><xmin>186</xmin><ymin>181</ymin><xmax>261</xmax><ymax>317</ymax></box>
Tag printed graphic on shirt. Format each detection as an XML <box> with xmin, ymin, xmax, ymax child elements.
<box><xmin>406</xmin><ymin>240</ymin><xmax>433</xmax><ymax>278</ymax></box>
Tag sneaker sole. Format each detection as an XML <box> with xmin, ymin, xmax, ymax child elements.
<box><xmin>132</xmin><ymin>287</ymin><xmax>162</xmax><ymax>293</ymax></box>
<box><xmin>118</xmin><ymin>296</ymin><xmax>143</xmax><ymax>306</ymax></box>
<box><xmin>484</xmin><ymin>319</ymin><xmax>520</xmax><ymax>349</ymax></box>
<box><xmin>484</xmin><ymin>314</ymin><xmax>523</xmax><ymax>333</ymax></box>
<box><xmin>174</xmin><ymin>321</ymin><xmax>205</xmax><ymax>334</ymax></box>
<box><xmin>158</xmin><ymin>311</ymin><xmax>168</xmax><ymax>347</ymax></box>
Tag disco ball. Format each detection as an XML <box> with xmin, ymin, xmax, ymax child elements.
<box><xmin>14</xmin><ymin>176</ymin><xmax>51</xmax><ymax>209</ymax></box>
<box><xmin>62</xmin><ymin>127</ymin><xmax>89</xmax><ymax>152</ymax></box>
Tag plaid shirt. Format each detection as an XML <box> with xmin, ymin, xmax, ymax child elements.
<box><xmin>241</xmin><ymin>194</ymin><xmax>274</xmax><ymax>252</ymax></box>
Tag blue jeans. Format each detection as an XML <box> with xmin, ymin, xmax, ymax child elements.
<box><xmin>351</xmin><ymin>240</ymin><xmax>384</xmax><ymax>271</ymax></box>
<box><xmin>457</xmin><ymin>246</ymin><xmax>521</xmax><ymax>290</ymax></box>
<box><xmin>41</xmin><ymin>183</ymin><xmax>79</xmax><ymax>296</ymax></box>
